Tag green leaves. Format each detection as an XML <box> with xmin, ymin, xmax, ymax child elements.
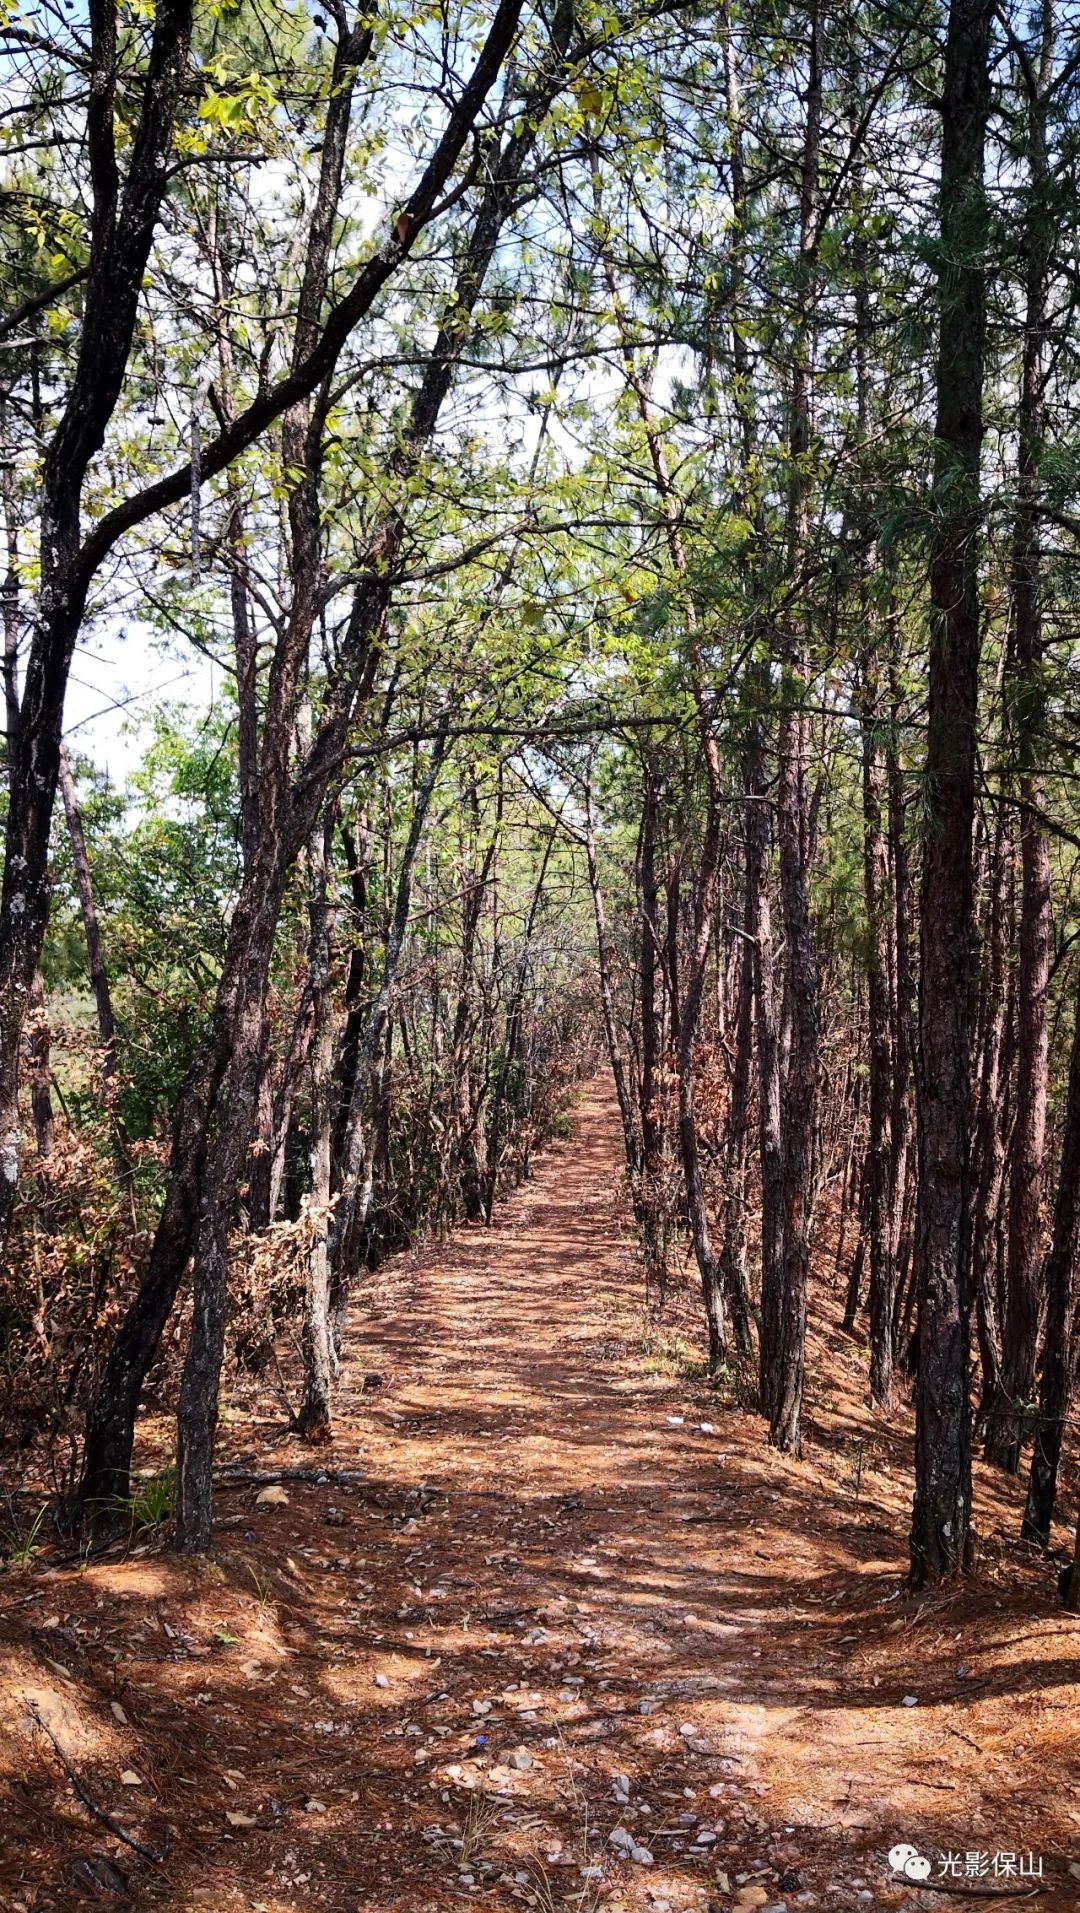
<box><xmin>198</xmin><ymin>65</ymin><xmax>279</xmax><ymax>133</ymax></box>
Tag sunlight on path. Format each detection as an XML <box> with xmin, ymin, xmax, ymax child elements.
<box><xmin>322</xmin><ymin>1079</ymin><xmax>1079</xmax><ymax>1913</ymax></box>
<box><xmin>4</xmin><ymin>1081</ymin><xmax>1077</xmax><ymax>1912</ymax></box>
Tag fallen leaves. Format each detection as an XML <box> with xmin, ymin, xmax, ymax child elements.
<box><xmin>4</xmin><ymin>1088</ymin><xmax>1079</xmax><ymax>1913</ymax></box>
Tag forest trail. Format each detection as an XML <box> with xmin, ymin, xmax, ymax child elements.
<box><xmin>3</xmin><ymin>1080</ymin><xmax>1080</xmax><ymax>1911</ymax></box>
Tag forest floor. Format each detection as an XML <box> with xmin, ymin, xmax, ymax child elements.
<box><xmin>2</xmin><ymin>1081</ymin><xmax>1080</xmax><ymax>1913</ymax></box>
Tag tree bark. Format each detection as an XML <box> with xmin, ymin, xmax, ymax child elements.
<box><xmin>331</xmin><ymin>816</ymin><xmax>373</xmax><ymax>1183</ymax></box>
<box><xmin>861</xmin><ymin>664</ymin><xmax>896</xmax><ymax>1404</ymax></box>
<box><xmin>769</xmin><ymin>0</ymin><xmax>822</xmax><ymax>1454</ymax></box>
<box><xmin>27</xmin><ymin>971</ymin><xmax>56</xmax><ymax>1221</ymax></box>
<box><xmin>486</xmin><ymin>830</ymin><xmax>558</xmax><ymax>1223</ymax></box>
<box><xmin>747</xmin><ymin>704</ymin><xmax>785</xmax><ymax>1417</ymax></box>
<box><xmin>1060</xmin><ymin>1514</ymin><xmax>1080</xmax><ymax>1612</ymax></box>
<box><xmin>971</xmin><ymin>801</ymin><xmax>1011</xmax><ymax>1438</ymax></box>
<box><xmin>910</xmin><ymin>0</ymin><xmax>992</xmax><ymax>1587</ymax></box>
<box><xmin>1022</xmin><ymin>979</ymin><xmax>1080</xmax><ymax>1544</ymax></box>
<box><xmin>990</xmin><ymin>19</ymin><xmax>1053</xmax><ymax>1472</ymax></box>
<box><xmin>886</xmin><ymin>665</ymin><xmax>916</xmax><ymax>1337</ymax></box>
<box><xmin>58</xmin><ymin>748</ymin><xmax>118</xmax><ymax>1078</ymax></box>
<box><xmin>295</xmin><ymin>806</ymin><xmax>337</xmax><ymax>1441</ymax></box>
<box><xmin>634</xmin><ymin>754</ymin><xmax>669</xmax><ymax>1284</ymax></box>
<box><xmin>674</xmin><ymin>762</ymin><xmax>728</xmax><ymax>1371</ymax></box>
<box><xmin>585</xmin><ymin>775</ymin><xmax>641</xmax><ymax>1182</ymax></box>
<box><xmin>717</xmin><ymin>853</ymin><xmax>755</xmax><ymax>1357</ymax></box>
<box><xmin>79</xmin><ymin>995</ymin><xmax>234</xmax><ymax>1514</ymax></box>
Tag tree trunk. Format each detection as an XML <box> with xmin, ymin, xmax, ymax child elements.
<box><xmin>78</xmin><ymin>996</ymin><xmax>233</xmax><ymax>1516</ymax></box>
<box><xmin>1060</xmin><ymin>1515</ymin><xmax>1080</xmax><ymax>1612</ymax></box>
<box><xmin>57</xmin><ymin>747</ymin><xmax>119</xmax><ymax>1077</ymax></box>
<box><xmin>295</xmin><ymin>807</ymin><xmax>337</xmax><ymax>1440</ymax></box>
<box><xmin>175</xmin><ymin>865</ymin><xmax>290</xmax><ymax>1551</ymax></box>
<box><xmin>331</xmin><ymin>739</ymin><xmax>448</xmax><ymax>1283</ymax></box>
<box><xmin>842</xmin><ymin>1151</ymin><xmax>869</xmax><ymax>1335</ymax></box>
<box><xmin>1022</xmin><ymin>980</ymin><xmax>1080</xmax><ymax>1544</ymax></box>
<box><xmin>991</xmin><ymin>28</ymin><xmax>1053</xmax><ymax>1473</ymax></box>
<box><xmin>0</xmin><ymin>0</ymin><xmax>195</xmax><ymax>1252</ymax></box>
<box><xmin>486</xmin><ymin>829</ymin><xmax>558</xmax><ymax>1223</ymax></box>
<box><xmin>971</xmin><ymin>801</ymin><xmax>1011</xmax><ymax>1442</ymax></box>
<box><xmin>886</xmin><ymin>665</ymin><xmax>916</xmax><ymax>1335</ymax></box>
<box><xmin>584</xmin><ymin>776</ymin><xmax>640</xmax><ymax>1183</ymax></box>
<box><xmin>852</xmin><ymin>234</ymin><xmax>897</xmax><ymax>1404</ymax></box>
<box><xmin>773</xmin><ymin>694</ymin><xmax>817</xmax><ymax>1451</ymax></box>
<box><xmin>675</xmin><ymin>788</ymin><xmax>728</xmax><ymax>1373</ymax></box>
<box><xmin>27</xmin><ymin>971</ymin><xmax>56</xmax><ymax>1223</ymax></box>
<box><xmin>910</xmin><ymin>0</ymin><xmax>991</xmax><ymax>1587</ymax></box>
<box><xmin>635</xmin><ymin>754</ymin><xmax>668</xmax><ymax>1279</ymax></box>
<box><xmin>717</xmin><ymin>850</ymin><xmax>755</xmax><ymax>1357</ymax></box>
<box><xmin>331</xmin><ymin>815</ymin><xmax>372</xmax><ymax>1182</ymax></box>
<box><xmin>747</xmin><ymin>706</ymin><xmax>785</xmax><ymax>1418</ymax></box>
<box><xmin>769</xmin><ymin>0</ymin><xmax>822</xmax><ymax>1454</ymax></box>
<box><xmin>860</xmin><ymin>662</ymin><xmax>896</xmax><ymax>1404</ymax></box>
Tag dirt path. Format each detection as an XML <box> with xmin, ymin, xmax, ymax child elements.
<box><xmin>2</xmin><ymin>1081</ymin><xmax>1079</xmax><ymax>1911</ymax></box>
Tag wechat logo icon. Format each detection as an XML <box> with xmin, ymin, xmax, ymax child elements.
<box><xmin>889</xmin><ymin>1844</ymin><xmax>932</xmax><ymax>1881</ymax></box>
